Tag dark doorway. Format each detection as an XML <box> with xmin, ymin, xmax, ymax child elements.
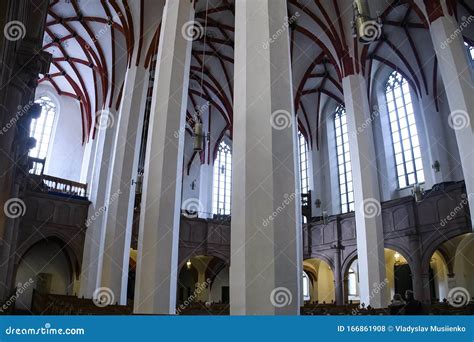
<box><xmin>221</xmin><ymin>286</ymin><xmax>229</xmax><ymax>304</ymax></box>
<box><xmin>394</xmin><ymin>264</ymin><xmax>413</xmax><ymax>299</ymax></box>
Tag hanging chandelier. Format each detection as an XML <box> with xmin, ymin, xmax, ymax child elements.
<box><xmin>352</xmin><ymin>0</ymin><xmax>383</xmax><ymax>45</ymax></box>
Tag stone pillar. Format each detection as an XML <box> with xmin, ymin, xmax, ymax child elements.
<box><xmin>343</xmin><ymin>73</ymin><xmax>387</xmax><ymax>308</ymax></box>
<box><xmin>133</xmin><ymin>0</ymin><xmax>195</xmax><ymax>314</ymax></box>
<box><xmin>79</xmin><ymin>107</ymin><xmax>118</xmax><ymax>299</ymax></box>
<box><xmin>231</xmin><ymin>0</ymin><xmax>301</xmax><ymax>315</ymax></box>
<box><xmin>333</xmin><ymin>247</ymin><xmax>344</xmax><ymax>305</ymax></box>
<box><xmin>416</xmin><ymin>95</ymin><xmax>451</xmax><ymax>185</ymax></box>
<box><xmin>429</xmin><ymin>15</ymin><xmax>474</xmax><ymax>228</ymax></box>
<box><xmin>447</xmin><ymin>273</ymin><xmax>456</xmax><ymax>291</ymax></box>
<box><xmin>192</xmin><ymin>257</ymin><xmax>212</xmax><ymax>302</ymax></box>
<box><xmin>100</xmin><ymin>65</ymin><xmax>148</xmax><ymax>305</ymax></box>
<box><xmin>343</xmin><ymin>277</ymin><xmax>349</xmax><ymax>304</ymax></box>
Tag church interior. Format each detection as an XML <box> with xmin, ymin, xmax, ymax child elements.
<box><xmin>0</xmin><ymin>0</ymin><xmax>473</xmax><ymax>316</ymax></box>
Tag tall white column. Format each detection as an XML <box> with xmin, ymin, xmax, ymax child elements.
<box><xmin>429</xmin><ymin>15</ymin><xmax>474</xmax><ymax>228</ymax></box>
<box><xmin>100</xmin><ymin>65</ymin><xmax>148</xmax><ymax>305</ymax></box>
<box><xmin>231</xmin><ymin>0</ymin><xmax>301</xmax><ymax>315</ymax></box>
<box><xmin>134</xmin><ymin>0</ymin><xmax>194</xmax><ymax>314</ymax></box>
<box><xmin>343</xmin><ymin>73</ymin><xmax>387</xmax><ymax>308</ymax></box>
<box><xmin>79</xmin><ymin>108</ymin><xmax>118</xmax><ymax>299</ymax></box>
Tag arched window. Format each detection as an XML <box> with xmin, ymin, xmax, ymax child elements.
<box><xmin>464</xmin><ymin>41</ymin><xmax>474</xmax><ymax>62</ymax></box>
<box><xmin>348</xmin><ymin>268</ymin><xmax>359</xmax><ymax>300</ymax></box>
<box><xmin>385</xmin><ymin>71</ymin><xmax>424</xmax><ymax>188</ymax></box>
<box><xmin>302</xmin><ymin>271</ymin><xmax>310</xmax><ymax>301</ymax></box>
<box><xmin>334</xmin><ymin>106</ymin><xmax>354</xmax><ymax>213</ymax></box>
<box><xmin>29</xmin><ymin>96</ymin><xmax>56</xmax><ymax>172</ymax></box>
<box><xmin>298</xmin><ymin>131</ymin><xmax>309</xmax><ymax>195</ymax></box>
<box><xmin>212</xmin><ymin>141</ymin><xmax>232</xmax><ymax>215</ymax></box>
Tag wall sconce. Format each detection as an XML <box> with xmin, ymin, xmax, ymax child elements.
<box><xmin>432</xmin><ymin>160</ymin><xmax>441</xmax><ymax>173</ymax></box>
<box><xmin>193</xmin><ymin>122</ymin><xmax>210</xmax><ymax>152</ymax></box>
<box><xmin>411</xmin><ymin>183</ymin><xmax>425</xmax><ymax>203</ymax></box>
<box><xmin>352</xmin><ymin>0</ymin><xmax>383</xmax><ymax>45</ymax></box>
<box><xmin>394</xmin><ymin>252</ymin><xmax>401</xmax><ymax>265</ymax></box>
<box><xmin>315</xmin><ymin>199</ymin><xmax>322</xmax><ymax>208</ymax></box>
<box><xmin>322</xmin><ymin>210</ymin><xmax>329</xmax><ymax>225</ymax></box>
<box><xmin>132</xmin><ymin>171</ymin><xmax>144</xmax><ymax>195</ymax></box>
<box><xmin>186</xmin><ymin>259</ymin><xmax>192</xmax><ymax>269</ymax></box>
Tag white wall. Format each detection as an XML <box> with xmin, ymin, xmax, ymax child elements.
<box><xmin>209</xmin><ymin>266</ymin><xmax>229</xmax><ymax>303</ymax></box>
<box><xmin>35</xmin><ymin>86</ymin><xmax>85</xmax><ymax>182</ymax></box>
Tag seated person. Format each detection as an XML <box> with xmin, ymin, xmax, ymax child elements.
<box><xmin>389</xmin><ymin>293</ymin><xmax>405</xmax><ymax>315</ymax></box>
<box><xmin>404</xmin><ymin>290</ymin><xmax>422</xmax><ymax>315</ymax></box>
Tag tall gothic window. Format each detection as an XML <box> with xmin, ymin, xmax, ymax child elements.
<box><xmin>465</xmin><ymin>41</ymin><xmax>474</xmax><ymax>62</ymax></box>
<box><xmin>29</xmin><ymin>96</ymin><xmax>56</xmax><ymax>169</ymax></box>
<box><xmin>298</xmin><ymin>131</ymin><xmax>309</xmax><ymax>195</ymax></box>
<box><xmin>385</xmin><ymin>71</ymin><xmax>424</xmax><ymax>188</ymax></box>
<box><xmin>212</xmin><ymin>141</ymin><xmax>232</xmax><ymax>215</ymax></box>
<box><xmin>334</xmin><ymin>106</ymin><xmax>354</xmax><ymax>213</ymax></box>
<box><xmin>302</xmin><ymin>271</ymin><xmax>310</xmax><ymax>301</ymax></box>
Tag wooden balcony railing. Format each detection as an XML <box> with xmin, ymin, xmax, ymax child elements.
<box><xmin>28</xmin><ymin>174</ymin><xmax>88</xmax><ymax>198</ymax></box>
<box><xmin>27</xmin><ymin>157</ymin><xmax>88</xmax><ymax>198</ymax></box>
<box><xmin>28</xmin><ymin>157</ymin><xmax>45</xmax><ymax>175</ymax></box>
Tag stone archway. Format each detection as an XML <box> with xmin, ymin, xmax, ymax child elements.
<box><xmin>303</xmin><ymin>258</ymin><xmax>335</xmax><ymax>304</ymax></box>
